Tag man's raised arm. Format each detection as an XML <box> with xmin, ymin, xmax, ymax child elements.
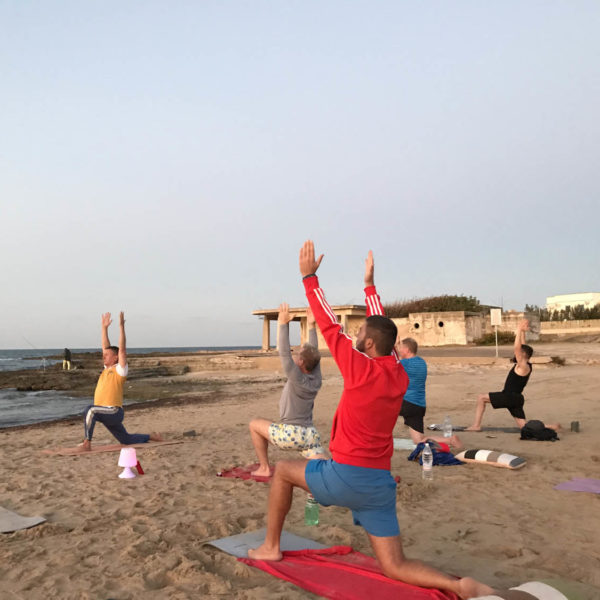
<box><xmin>118</xmin><ymin>311</ymin><xmax>127</xmax><ymax>368</ymax></box>
<box><xmin>364</xmin><ymin>250</ymin><xmax>385</xmax><ymax>317</ymax></box>
<box><xmin>101</xmin><ymin>313</ymin><xmax>112</xmax><ymax>349</ymax></box>
<box><xmin>300</xmin><ymin>240</ymin><xmax>369</xmax><ymax>385</ymax></box>
<box><xmin>307</xmin><ymin>306</ymin><xmax>318</xmax><ymax>347</ymax></box>
<box><xmin>363</xmin><ymin>251</ymin><xmax>399</xmax><ymax>360</ymax></box>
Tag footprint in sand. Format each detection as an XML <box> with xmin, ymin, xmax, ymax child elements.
<box><xmin>143</xmin><ymin>570</ymin><xmax>172</xmax><ymax>590</ymax></box>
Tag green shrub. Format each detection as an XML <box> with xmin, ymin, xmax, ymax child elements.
<box><xmin>384</xmin><ymin>295</ymin><xmax>483</xmax><ymax>318</ymax></box>
<box><xmin>474</xmin><ymin>331</ymin><xmax>515</xmax><ymax>345</ymax></box>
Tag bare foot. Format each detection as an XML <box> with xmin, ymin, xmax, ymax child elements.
<box><xmin>448</xmin><ymin>435</ymin><xmax>463</xmax><ymax>449</ymax></box>
<box><xmin>251</xmin><ymin>465</ymin><xmax>273</xmax><ymax>477</ymax></box>
<box><xmin>247</xmin><ymin>543</ymin><xmax>283</xmax><ymax>561</ymax></box>
<box><xmin>457</xmin><ymin>577</ymin><xmax>494</xmax><ymax>599</ymax></box>
<box><xmin>464</xmin><ymin>426</ymin><xmax>481</xmax><ymax>432</ymax></box>
<box><xmin>75</xmin><ymin>440</ymin><xmax>92</xmax><ymax>452</ymax></box>
<box><xmin>149</xmin><ymin>432</ymin><xmax>164</xmax><ymax>441</ymax></box>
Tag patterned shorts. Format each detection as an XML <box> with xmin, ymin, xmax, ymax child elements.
<box><xmin>268</xmin><ymin>423</ymin><xmax>326</xmax><ymax>459</ymax></box>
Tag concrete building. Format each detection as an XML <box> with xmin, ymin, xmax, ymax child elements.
<box><xmin>546</xmin><ymin>292</ymin><xmax>600</xmax><ymax>312</ymax></box>
<box><xmin>253</xmin><ymin>306</ymin><xmax>539</xmax><ymax>349</ymax></box>
<box><xmin>392</xmin><ymin>311</ymin><xmax>484</xmax><ymax>346</ymax></box>
<box><xmin>252</xmin><ymin>305</ymin><xmax>367</xmax><ymax>350</ymax></box>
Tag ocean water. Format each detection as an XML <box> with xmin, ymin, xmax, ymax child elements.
<box><xmin>0</xmin><ymin>389</ymin><xmax>94</xmax><ymax>428</ymax></box>
<box><xmin>0</xmin><ymin>346</ymin><xmax>259</xmax><ymax>428</ymax></box>
<box><xmin>0</xmin><ymin>347</ymin><xmax>259</xmax><ymax>372</ymax></box>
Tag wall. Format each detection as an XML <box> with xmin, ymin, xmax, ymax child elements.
<box><xmin>546</xmin><ymin>292</ymin><xmax>600</xmax><ymax>311</ymax></box>
<box><xmin>465</xmin><ymin>314</ymin><xmax>484</xmax><ymax>341</ymax></box>
<box><xmin>405</xmin><ymin>311</ymin><xmax>469</xmax><ymax>345</ymax></box>
<box><xmin>482</xmin><ymin>311</ymin><xmax>540</xmax><ymax>341</ymax></box>
<box><xmin>540</xmin><ymin>319</ymin><xmax>600</xmax><ymax>335</ymax></box>
<box><xmin>316</xmin><ymin>313</ymin><xmax>472</xmax><ymax>347</ymax></box>
<box><xmin>314</xmin><ymin>310</ymin><xmax>542</xmax><ymax>348</ymax></box>
<box><xmin>314</xmin><ymin>314</ymin><xmax>364</xmax><ymax>348</ymax></box>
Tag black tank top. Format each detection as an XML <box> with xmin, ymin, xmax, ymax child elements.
<box><xmin>503</xmin><ymin>364</ymin><xmax>532</xmax><ymax>394</ymax></box>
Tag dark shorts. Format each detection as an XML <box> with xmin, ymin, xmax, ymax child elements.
<box><xmin>305</xmin><ymin>459</ymin><xmax>399</xmax><ymax>537</ymax></box>
<box><xmin>399</xmin><ymin>400</ymin><xmax>426</xmax><ymax>433</ymax></box>
<box><xmin>489</xmin><ymin>391</ymin><xmax>526</xmax><ymax>420</ymax></box>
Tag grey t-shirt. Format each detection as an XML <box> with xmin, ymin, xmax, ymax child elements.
<box><xmin>277</xmin><ymin>323</ymin><xmax>322</xmax><ymax>427</ymax></box>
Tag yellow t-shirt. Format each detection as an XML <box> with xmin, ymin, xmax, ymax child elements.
<box><xmin>94</xmin><ymin>365</ymin><xmax>127</xmax><ymax>407</ymax></box>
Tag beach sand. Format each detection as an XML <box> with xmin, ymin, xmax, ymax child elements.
<box><xmin>1</xmin><ymin>344</ymin><xmax>599</xmax><ymax>599</ymax></box>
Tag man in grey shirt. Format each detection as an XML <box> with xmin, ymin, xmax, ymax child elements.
<box><xmin>249</xmin><ymin>303</ymin><xmax>326</xmax><ymax>477</ymax></box>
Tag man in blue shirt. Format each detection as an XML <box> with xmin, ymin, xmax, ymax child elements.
<box><xmin>363</xmin><ymin>251</ymin><xmax>463</xmax><ymax>449</ymax></box>
<box><xmin>398</xmin><ymin>338</ymin><xmax>462</xmax><ymax>449</ymax></box>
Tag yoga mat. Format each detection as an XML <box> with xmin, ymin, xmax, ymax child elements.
<box><xmin>0</xmin><ymin>506</ymin><xmax>46</xmax><ymax>533</ymax></box>
<box><xmin>471</xmin><ymin>581</ymin><xmax>568</xmax><ymax>599</ymax></box>
<box><xmin>428</xmin><ymin>425</ymin><xmax>521</xmax><ymax>434</ymax></box>
<box><xmin>216</xmin><ymin>463</ymin><xmax>273</xmax><ymax>483</ymax></box>
<box><xmin>240</xmin><ymin>545</ymin><xmax>461</xmax><ymax>600</ymax></box>
<box><xmin>207</xmin><ymin>528</ymin><xmax>326</xmax><ymax>558</ymax></box>
<box><xmin>553</xmin><ymin>478</ymin><xmax>600</xmax><ymax>494</ymax></box>
<box><xmin>41</xmin><ymin>440</ymin><xmax>182</xmax><ymax>456</ymax></box>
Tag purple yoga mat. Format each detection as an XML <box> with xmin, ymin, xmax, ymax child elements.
<box><xmin>553</xmin><ymin>478</ymin><xmax>600</xmax><ymax>493</ymax></box>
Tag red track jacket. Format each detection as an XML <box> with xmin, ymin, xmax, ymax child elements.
<box><xmin>304</xmin><ymin>276</ymin><xmax>408</xmax><ymax>470</ymax></box>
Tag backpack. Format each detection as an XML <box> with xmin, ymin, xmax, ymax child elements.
<box><xmin>520</xmin><ymin>420</ymin><xmax>559</xmax><ymax>441</ymax></box>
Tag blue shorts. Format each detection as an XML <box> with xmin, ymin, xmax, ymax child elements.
<box><xmin>305</xmin><ymin>459</ymin><xmax>400</xmax><ymax>537</ymax></box>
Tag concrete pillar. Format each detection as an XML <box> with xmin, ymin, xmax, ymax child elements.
<box><xmin>341</xmin><ymin>314</ymin><xmax>349</xmax><ymax>333</ymax></box>
<box><xmin>262</xmin><ymin>317</ymin><xmax>271</xmax><ymax>351</ymax></box>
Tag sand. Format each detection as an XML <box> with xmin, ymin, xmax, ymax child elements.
<box><xmin>0</xmin><ymin>344</ymin><xmax>599</xmax><ymax>599</ymax></box>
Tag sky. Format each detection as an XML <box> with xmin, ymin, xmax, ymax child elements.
<box><xmin>1</xmin><ymin>1</ymin><xmax>599</xmax><ymax>348</ymax></box>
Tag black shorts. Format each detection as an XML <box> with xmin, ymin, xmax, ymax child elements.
<box><xmin>489</xmin><ymin>391</ymin><xmax>526</xmax><ymax>420</ymax></box>
<box><xmin>399</xmin><ymin>401</ymin><xmax>426</xmax><ymax>433</ymax></box>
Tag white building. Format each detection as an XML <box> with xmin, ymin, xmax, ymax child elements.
<box><xmin>546</xmin><ymin>292</ymin><xmax>600</xmax><ymax>312</ymax></box>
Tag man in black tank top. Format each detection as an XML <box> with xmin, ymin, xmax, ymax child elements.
<box><xmin>467</xmin><ymin>319</ymin><xmax>532</xmax><ymax>431</ymax></box>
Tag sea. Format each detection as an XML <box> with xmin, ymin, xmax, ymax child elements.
<box><xmin>0</xmin><ymin>346</ymin><xmax>258</xmax><ymax>429</ymax></box>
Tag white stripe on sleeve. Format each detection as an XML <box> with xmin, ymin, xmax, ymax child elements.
<box><xmin>314</xmin><ymin>289</ymin><xmax>339</xmax><ymax>324</ymax></box>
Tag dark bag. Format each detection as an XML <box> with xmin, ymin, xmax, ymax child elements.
<box><xmin>520</xmin><ymin>420</ymin><xmax>559</xmax><ymax>441</ymax></box>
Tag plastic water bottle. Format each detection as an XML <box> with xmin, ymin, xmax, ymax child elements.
<box><xmin>422</xmin><ymin>443</ymin><xmax>433</xmax><ymax>481</ymax></box>
<box><xmin>442</xmin><ymin>415</ymin><xmax>452</xmax><ymax>438</ymax></box>
<box><xmin>305</xmin><ymin>493</ymin><xmax>319</xmax><ymax>526</ymax></box>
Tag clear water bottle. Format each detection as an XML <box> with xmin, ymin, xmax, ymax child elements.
<box><xmin>305</xmin><ymin>493</ymin><xmax>319</xmax><ymax>526</ymax></box>
<box><xmin>422</xmin><ymin>442</ymin><xmax>433</xmax><ymax>481</ymax></box>
<box><xmin>442</xmin><ymin>415</ymin><xmax>452</xmax><ymax>438</ymax></box>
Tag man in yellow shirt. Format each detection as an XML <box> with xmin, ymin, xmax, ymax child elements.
<box><xmin>80</xmin><ymin>312</ymin><xmax>162</xmax><ymax>450</ymax></box>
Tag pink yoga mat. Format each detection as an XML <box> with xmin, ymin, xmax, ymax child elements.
<box><xmin>553</xmin><ymin>478</ymin><xmax>600</xmax><ymax>493</ymax></box>
<box><xmin>216</xmin><ymin>463</ymin><xmax>273</xmax><ymax>483</ymax></box>
<box><xmin>41</xmin><ymin>440</ymin><xmax>182</xmax><ymax>456</ymax></box>
<box><xmin>240</xmin><ymin>546</ymin><xmax>461</xmax><ymax>600</ymax></box>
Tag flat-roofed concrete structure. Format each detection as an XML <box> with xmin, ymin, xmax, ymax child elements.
<box><xmin>546</xmin><ymin>292</ymin><xmax>600</xmax><ymax>312</ymax></box>
<box><xmin>252</xmin><ymin>305</ymin><xmax>366</xmax><ymax>350</ymax></box>
<box><xmin>253</xmin><ymin>307</ymin><xmax>539</xmax><ymax>349</ymax></box>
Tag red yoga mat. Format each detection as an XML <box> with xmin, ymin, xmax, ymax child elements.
<box><xmin>216</xmin><ymin>463</ymin><xmax>273</xmax><ymax>483</ymax></box>
<box><xmin>239</xmin><ymin>546</ymin><xmax>460</xmax><ymax>600</ymax></box>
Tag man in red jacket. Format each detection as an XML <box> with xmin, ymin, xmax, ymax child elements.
<box><xmin>249</xmin><ymin>241</ymin><xmax>493</xmax><ymax>600</ymax></box>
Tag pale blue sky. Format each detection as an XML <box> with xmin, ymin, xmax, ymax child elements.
<box><xmin>1</xmin><ymin>1</ymin><xmax>599</xmax><ymax>348</ymax></box>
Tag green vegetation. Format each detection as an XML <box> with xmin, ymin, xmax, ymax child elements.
<box><xmin>525</xmin><ymin>303</ymin><xmax>600</xmax><ymax>321</ymax></box>
<box><xmin>474</xmin><ymin>331</ymin><xmax>516</xmax><ymax>345</ymax></box>
<box><xmin>384</xmin><ymin>295</ymin><xmax>483</xmax><ymax>318</ymax></box>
